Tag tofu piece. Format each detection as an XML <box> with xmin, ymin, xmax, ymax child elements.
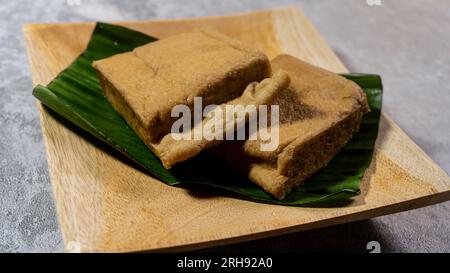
<box><xmin>93</xmin><ymin>29</ymin><xmax>271</xmax><ymax>145</ymax></box>
<box><xmin>154</xmin><ymin>70</ymin><xmax>289</xmax><ymax>169</ymax></box>
<box><xmin>213</xmin><ymin>54</ymin><xmax>370</xmax><ymax>200</ymax></box>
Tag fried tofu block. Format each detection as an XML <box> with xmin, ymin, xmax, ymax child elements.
<box><xmin>153</xmin><ymin>70</ymin><xmax>289</xmax><ymax>169</ymax></box>
<box><xmin>93</xmin><ymin>29</ymin><xmax>271</xmax><ymax>144</ymax></box>
<box><xmin>213</xmin><ymin>54</ymin><xmax>370</xmax><ymax>200</ymax></box>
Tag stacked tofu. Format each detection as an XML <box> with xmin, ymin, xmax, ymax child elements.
<box><xmin>93</xmin><ymin>29</ymin><xmax>369</xmax><ymax>199</ymax></box>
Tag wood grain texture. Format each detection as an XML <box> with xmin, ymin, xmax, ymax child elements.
<box><xmin>23</xmin><ymin>6</ymin><xmax>450</xmax><ymax>252</ymax></box>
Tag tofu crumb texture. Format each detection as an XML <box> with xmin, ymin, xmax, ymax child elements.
<box><xmin>213</xmin><ymin>54</ymin><xmax>370</xmax><ymax>199</ymax></box>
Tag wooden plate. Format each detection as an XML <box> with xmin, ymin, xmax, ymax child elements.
<box><xmin>23</xmin><ymin>6</ymin><xmax>450</xmax><ymax>252</ymax></box>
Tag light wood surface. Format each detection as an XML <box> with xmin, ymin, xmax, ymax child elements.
<box><xmin>23</xmin><ymin>6</ymin><xmax>450</xmax><ymax>253</ymax></box>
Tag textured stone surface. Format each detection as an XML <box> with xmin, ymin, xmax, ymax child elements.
<box><xmin>0</xmin><ymin>0</ymin><xmax>448</xmax><ymax>253</ymax></box>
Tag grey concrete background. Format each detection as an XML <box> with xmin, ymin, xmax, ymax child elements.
<box><xmin>0</xmin><ymin>0</ymin><xmax>449</xmax><ymax>253</ymax></box>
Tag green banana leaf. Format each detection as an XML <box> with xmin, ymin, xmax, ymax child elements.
<box><xmin>33</xmin><ymin>22</ymin><xmax>382</xmax><ymax>206</ymax></box>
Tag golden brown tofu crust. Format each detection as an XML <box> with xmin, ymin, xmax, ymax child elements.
<box><xmin>93</xmin><ymin>29</ymin><xmax>271</xmax><ymax>142</ymax></box>
<box><xmin>248</xmin><ymin>109</ymin><xmax>365</xmax><ymax>199</ymax></box>
<box><xmin>152</xmin><ymin>70</ymin><xmax>290</xmax><ymax>169</ymax></box>
<box><xmin>213</xmin><ymin>54</ymin><xmax>370</xmax><ymax>200</ymax></box>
